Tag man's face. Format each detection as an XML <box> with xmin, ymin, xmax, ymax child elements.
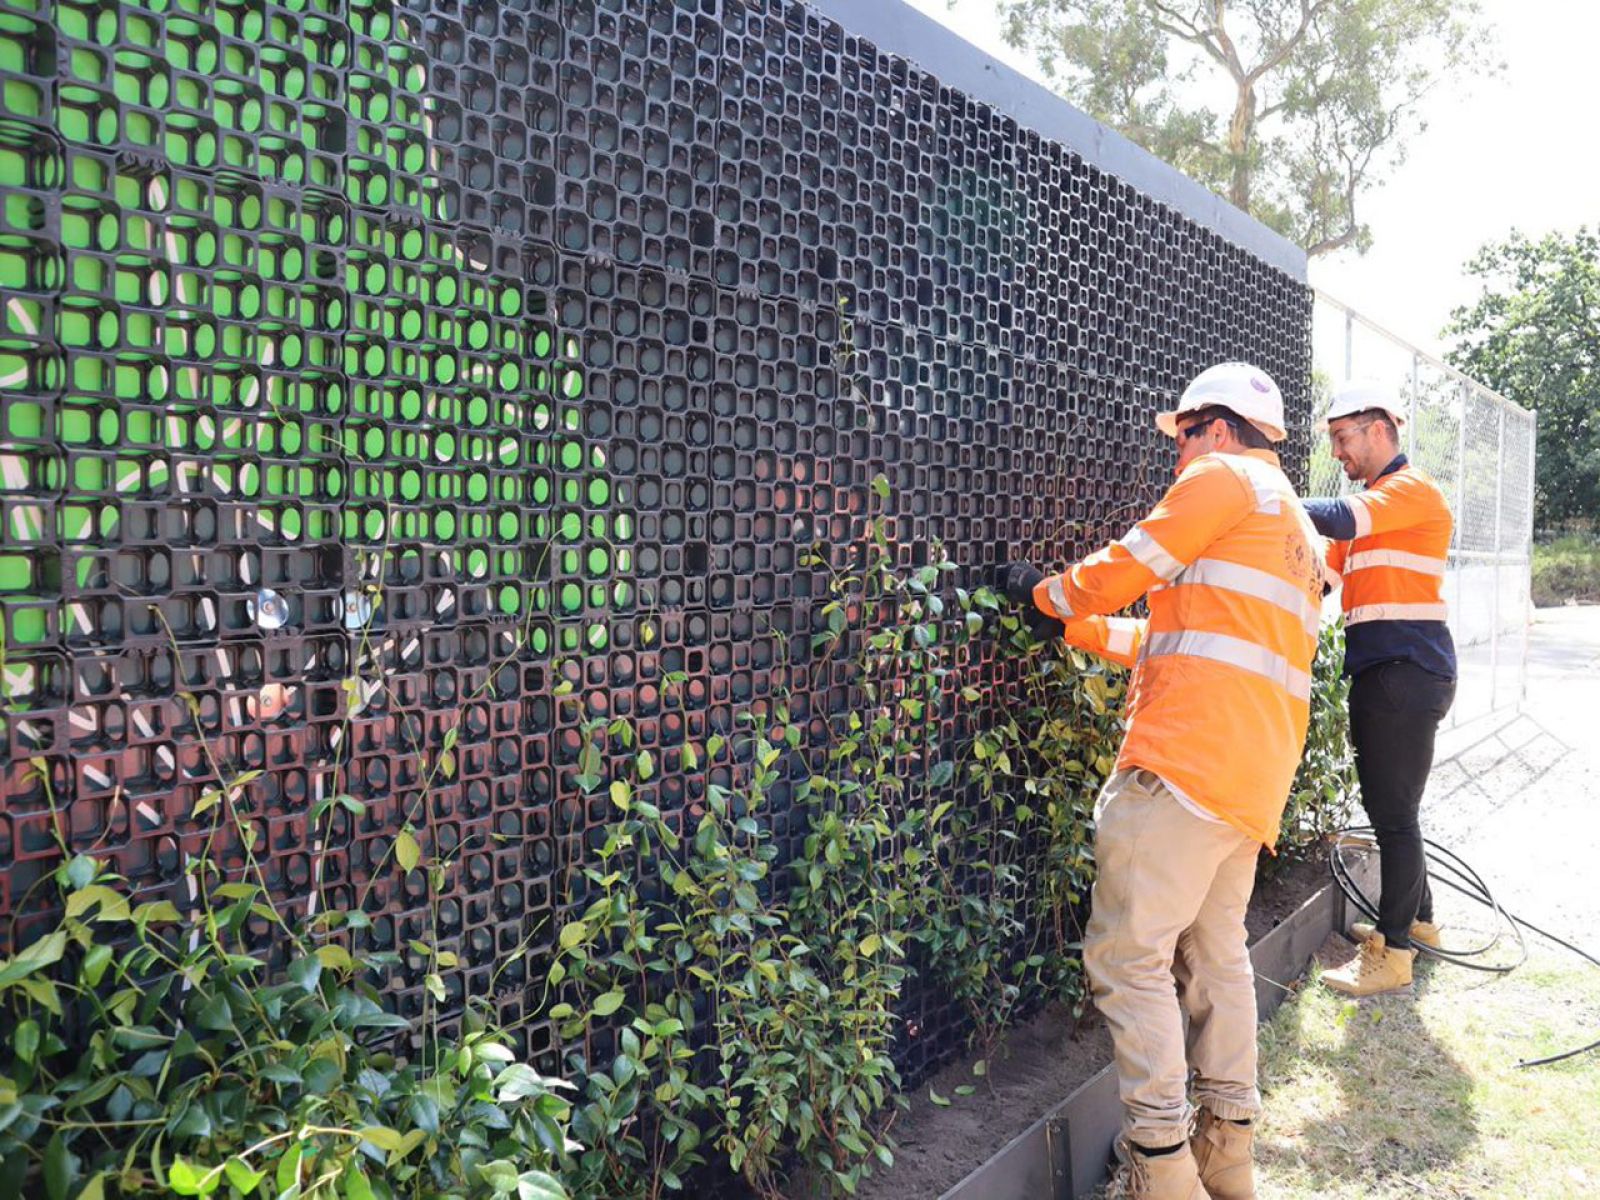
<box><xmin>1328</xmin><ymin>415</ymin><xmax>1384</xmax><ymax>483</ymax></box>
<box><xmin>1174</xmin><ymin>415</ymin><xmax>1222</xmax><ymax>474</ymax></box>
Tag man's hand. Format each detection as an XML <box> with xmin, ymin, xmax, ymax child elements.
<box><xmin>998</xmin><ymin>561</ymin><xmax>1044</xmax><ymax>606</ymax></box>
<box><xmin>996</xmin><ymin>561</ymin><xmax>1063</xmax><ymax>642</ymax></box>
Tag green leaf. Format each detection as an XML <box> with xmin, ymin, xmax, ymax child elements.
<box><xmin>356</xmin><ymin>1127</ymin><xmax>405</xmax><ymax>1152</ymax></box>
<box><xmin>192</xmin><ymin>789</ymin><xmax>224</xmax><ymax>820</ymax></box>
<box><xmin>681</xmin><ymin>742</ymin><xmax>698</xmax><ymax>770</ymax></box>
<box><xmin>222</xmin><ymin>1160</ymin><xmax>265</xmax><ymax>1195</ymax></box>
<box><xmin>928</xmin><ymin>1087</ymin><xmax>951</xmax><ymax>1107</ymax></box>
<box><xmin>516</xmin><ymin>1172</ymin><xmax>570</xmax><ymax>1200</ymax></box>
<box><xmin>592</xmin><ymin>989</ymin><xmax>626</xmax><ymax>1017</ymax></box>
<box><xmin>859</xmin><ymin>934</ymin><xmax>881</xmax><ymax>957</ymax></box>
<box><xmin>407</xmin><ymin>1093</ymin><xmax>440</xmax><ymax>1135</ymax></box>
<box><xmin>928</xmin><ymin>760</ymin><xmax>954</xmax><ymax>788</ymax></box>
<box><xmin>558</xmin><ymin>920</ymin><xmax>587</xmax><ymax>951</ymax></box>
<box><xmin>395</xmin><ymin>828</ymin><xmax>420</xmax><ymax>873</ymax></box>
<box><xmin>83</xmin><ymin>942</ymin><xmax>114</xmax><ymax>987</ymax></box>
<box><xmin>166</xmin><ymin>1157</ymin><xmax>217</xmax><ymax>1197</ymax></box>
<box><xmin>64</xmin><ymin>855</ymin><xmax>97</xmax><ymax>890</ymax></box>
<box><xmin>871</xmin><ymin>473</ymin><xmax>890</xmax><ymax>499</ymax></box>
<box><xmin>635</xmin><ymin>750</ymin><xmax>654</xmax><ymax>781</ymax></box>
<box><xmin>342</xmin><ymin>1161</ymin><xmax>375</xmax><ymax>1200</ymax></box>
<box><xmin>43</xmin><ymin>1132</ymin><xmax>78</xmax><ymax>1200</ymax></box>
<box><xmin>286</xmin><ymin>955</ymin><xmax>321</xmax><ymax>993</ymax></box>
<box><xmin>0</xmin><ymin>930</ymin><xmax>66</xmax><ymax>986</ymax></box>
<box><xmin>609</xmin><ymin>780</ymin><xmax>632</xmax><ymax>812</ymax></box>
<box><xmin>194</xmin><ymin>992</ymin><xmax>232</xmax><ymax>1032</ymax></box>
<box><xmin>14</xmin><ymin>1018</ymin><xmax>39</xmax><ymax>1064</ymax></box>
<box><xmin>477</xmin><ymin>1160</ymin><xmax>519</xmax><ymax>1195</ymax></box>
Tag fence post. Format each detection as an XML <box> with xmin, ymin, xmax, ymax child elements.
<box><xmin>1522</xmin><ymin>408</ymin><xmax>1538</xmax><ymax>707</ymax></box>
<box><xmin>1408</xmin><ymin>353</ymin><xmax>1418</xmax><ymax>459</ymax></box>
<box><xmin>1489</xmin><ymin>398</ymin><xmax>1505</xmax><ymax>710</ymax></box>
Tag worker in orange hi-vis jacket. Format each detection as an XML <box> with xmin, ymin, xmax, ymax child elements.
<box><xmin>1001</xmin><ymin>363</ymin><xmax>1323</xmax><ymax>1200</ymax></box>
<box><xmin>1306</xmin><ymin>380</ymin><xmax>1457</xmax><ymax>1000</ymax></box>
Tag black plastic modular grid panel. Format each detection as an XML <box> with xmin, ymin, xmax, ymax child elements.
<box><xmin>0</xmin><ymin>0</ymin><xmax>1312</xmax><ymax>1090</ymax></box>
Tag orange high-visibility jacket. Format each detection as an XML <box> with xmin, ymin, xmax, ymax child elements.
<box><xmin>1033</xmin><ymin>450</ymin><xmax>1323</xmax><ymax>848</ymax></box>
<box><xmin>1325</xmin><ymin>464</ymin><xmax>1452</xmax><ymax>627</ymax></box>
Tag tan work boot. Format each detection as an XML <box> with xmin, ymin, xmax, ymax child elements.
<box><xmin>1190</xmin><ymin>1108</ymin><xmax>1255</xmax><ymax>1200</ymax></box>
<box><xmin>1108</xmin><ymin>1138</ymin><xmax>1210</xmax><ymax>1199</ymax></box>
<box><xmin>1349</xmin><ymin>918</ymin><xmax>1441</xmax><ymax>949</ymax></box>
<box><xmin>1321</xmin><ymin>931</ymin><xmax>1414</xmax><ymax>996</ymax></box>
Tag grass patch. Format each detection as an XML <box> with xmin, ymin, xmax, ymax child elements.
<box><xmin>1256</xmin><ymin>926</ymin><xmax>1600</xmax><ymax>1199</ymax></box>
<box><xmin>1532</xmin><ymin>535</ymin><xmax>1600</xmax><ymax>607</ymax></box>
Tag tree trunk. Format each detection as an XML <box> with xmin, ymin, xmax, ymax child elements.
<box><xmin>1227</xmin><ymin>79</ymin><xmax>1255</xmax><ymax>212</ymax></box>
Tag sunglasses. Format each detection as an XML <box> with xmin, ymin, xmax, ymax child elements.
<box><xmin>1177</xmin><ymin>418</ymin><xmax>1217</xmax><ymax>444</ymax></box>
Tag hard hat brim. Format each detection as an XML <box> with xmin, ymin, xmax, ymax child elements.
<box><xmin>1157</xmin><ymin>408</ymin><xmax>1287</xmax><ymax>443</ymax></box>
<box><xmin>1316</xmin><ymin>406</ymin><xmax>1407</xmax><ymax>435</ymax></box>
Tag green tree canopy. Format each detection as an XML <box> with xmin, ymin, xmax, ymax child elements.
<box><xmin>994</xmin><ymin>0</ymin><xmax>1497</xmax><ymax>255</ymax></box>
<box><xmin>1444</xmin><ymin>228</ymin><xmax>1600</xmax><ymax>531</ymax></box>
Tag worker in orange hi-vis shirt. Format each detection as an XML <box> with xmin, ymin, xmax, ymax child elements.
<box><xmin>1307</xmin><ymin>380</ymin><xmax>1457</xmax><ymax>1000</ymax></box>
<box><xmin>1001</xmin><ymin>363</ymin><xmax>1322</xmax><ymax>1200</ymax></box>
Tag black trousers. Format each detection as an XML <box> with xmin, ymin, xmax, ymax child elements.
<box><xmin>1348</xmin><ymin>660</ymin><xmax>1456</xmax><ymax>950</ymax></box>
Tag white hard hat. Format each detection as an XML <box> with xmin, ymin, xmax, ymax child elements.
<box><xmin>1317</xmin><ymin>378</ymin><xmax>1407</xmax><ymax>433</ymax></box>
<box><xmin>1156</xmin><ymin>362</ymin><xmax>1286</xmax><ymax>444</ymax></box>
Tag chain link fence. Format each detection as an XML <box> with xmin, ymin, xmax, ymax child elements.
<box><xmin>1309</xmin><ymin>292</ymin><xmax>1537</xmax><ymax>728</ymax></box>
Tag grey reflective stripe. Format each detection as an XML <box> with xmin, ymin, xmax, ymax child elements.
<box><xmin>1171</xmin><ymin>557</ymin><xmax>1320</xmax><ymax>635</ymax></box>
<box><xmin>1121</xmin><ymin>526</ymin><xmax>1184</xmax><ymax>580</ymax></box>
<box><xmin>1346</xmin><ymin>602</ymin><xmax>1448</xmax><ymax>625</ymax></box>
<box><xmin>1344</xmin><ymin>548</ymin><xmax>1447</xmax><ymax>577</ymax></box>
<box><xmin>1045</xmin><ymin>574</ymin><xmax>1073</xmax><ymax>620</ymax></box>
<box><xmin>1143</xmin><ymin>630</ymin><xmax>1312</xmax><ymax>701</ymax></box>
<box><xmin>1348</xmin><ymin>493</ymin><xmax>1375</xmax><ymax>537</ymax></box>
<box><xmin>1106</xmin><ymin>622</ymin><xmax>1138</xmax><ymax>657</ymax></box>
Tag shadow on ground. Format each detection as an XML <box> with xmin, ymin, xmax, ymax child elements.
<box><xmin>1255</xmin><ymin>940</ymin><xmax>1479</xmax><ymax>1191</ymax></box>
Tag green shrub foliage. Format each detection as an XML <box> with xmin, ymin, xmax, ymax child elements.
<box><xmin>1</xmin><ymin>493</ymin><xmax>1355</xmax><ymax>1199</ymax></box>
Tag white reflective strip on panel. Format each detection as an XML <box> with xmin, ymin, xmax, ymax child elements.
<box><xmin>1348</xmin><ymin>494</ymin><xmax>1374</xmax><ymax>538</ymax></box>
<box><xmin>1143</xmin><ymin>630</ymin><xmax>1312</xmax><ymax>701</ymax></box>
<box><xmin>1343</xmin><ymin>549</ymin><xmax>1447</xmax><ymax>577</ymax></box>
<box><xmin>1121</xmin><ymin>526</ymin><xmax>1184</xmax><ymax>580</ymax></box>
<box><xmin>1172</xmin><ymin>557</ymin><xmax>1320</xmax><ymax>635</ymax></box>
<box><xmin>1045</xmin><ymin>575</ymin><xmax>1073</xmax><ymax>620</ymax></box>
<box><xmin>1345</xmin><ymin>602</ymin><xmax>1449</xmax><ymax>625</ymax></box>
<box><xmin>1106</xmin><ymin>623</ymin><xmax>1137</xmax><ymax>658</ymax></box>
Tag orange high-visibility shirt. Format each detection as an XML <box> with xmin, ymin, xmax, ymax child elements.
<box><xmin>1034</xmin><ymin>450</ymin><xmax>1323</xmax><ymax>849</ymax></box>
<box><xmin>1320</xmin><ymin>462</ymin><xmax>1456</xmax><ymax>679</ymax></box>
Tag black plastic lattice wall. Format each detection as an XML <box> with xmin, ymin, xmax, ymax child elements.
<box><xmin>0</xmin><ymin>0</ymin><xmax>1311</xmax><ymax>1083</ymax></box>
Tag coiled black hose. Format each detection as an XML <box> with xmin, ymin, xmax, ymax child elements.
<box><xmin>1331</xmin><ymin>826</ymin><xmax>1600</xmax><ymax>1068</ymax></box>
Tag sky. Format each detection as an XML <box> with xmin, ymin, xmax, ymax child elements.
<box><xmin>903</xmin><ymin>0</ymin><xmax>1600</xmax><ymax>359</ymax></box>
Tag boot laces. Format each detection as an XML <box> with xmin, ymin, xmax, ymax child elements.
<box><xmin>1108</xmin><ymin>1139</ymin><xmax>1151</xmax><ymax>1199</ymax></box>
<box><xmin>1354</xmin><ymin>934</ymin><xmax>1390</xmax><ymax>977</ymax></box>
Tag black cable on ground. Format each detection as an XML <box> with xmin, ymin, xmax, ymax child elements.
<box><xmin>1331</xmin><ymin>826</ymin><xmax>1600</xmax><ymax>1068</ymax></box>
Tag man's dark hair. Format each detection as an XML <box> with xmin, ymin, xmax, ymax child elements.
<box><xmin>1183</xmin><ymin>405</ymin><xmax>1273</xmax><ymax>451</ymax></box>
<box><xmin>1354</xmin><ymin>409</ymin><xmax>1400</xmax><ymax>444</ymax></box>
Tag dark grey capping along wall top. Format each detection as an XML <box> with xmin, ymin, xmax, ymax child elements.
<box><xmin>802</xmin><ymin>0</ymin><xmax>1308</xmax><ymax>282</ymax></box>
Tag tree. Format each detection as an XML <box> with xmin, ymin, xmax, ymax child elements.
<box><xmin>994</xmin><ymin>1</ymin><xmax>1497</xmax><ymax>255</ymax></box>
<box><xmin>1443</xmin><ymin>228</ymin><xmax>1600</xmax><ymax>532</ymax></box>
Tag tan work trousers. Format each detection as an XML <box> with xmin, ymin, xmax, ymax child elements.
<box><xmin>1083</xmin><ymin>768</ymin><xmax>1263</xmax><ymax>1149</ymax></box>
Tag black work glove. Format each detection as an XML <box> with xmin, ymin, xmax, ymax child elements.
<box><xmin>998</xmin><ymin>561</ymin><xmax>1044</xmax><ymax>606</ymax></box>
<box><xmin>996</xmin><ymin>561</ymin><xmax>1064</xmax><ymax>642</ymax></box>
